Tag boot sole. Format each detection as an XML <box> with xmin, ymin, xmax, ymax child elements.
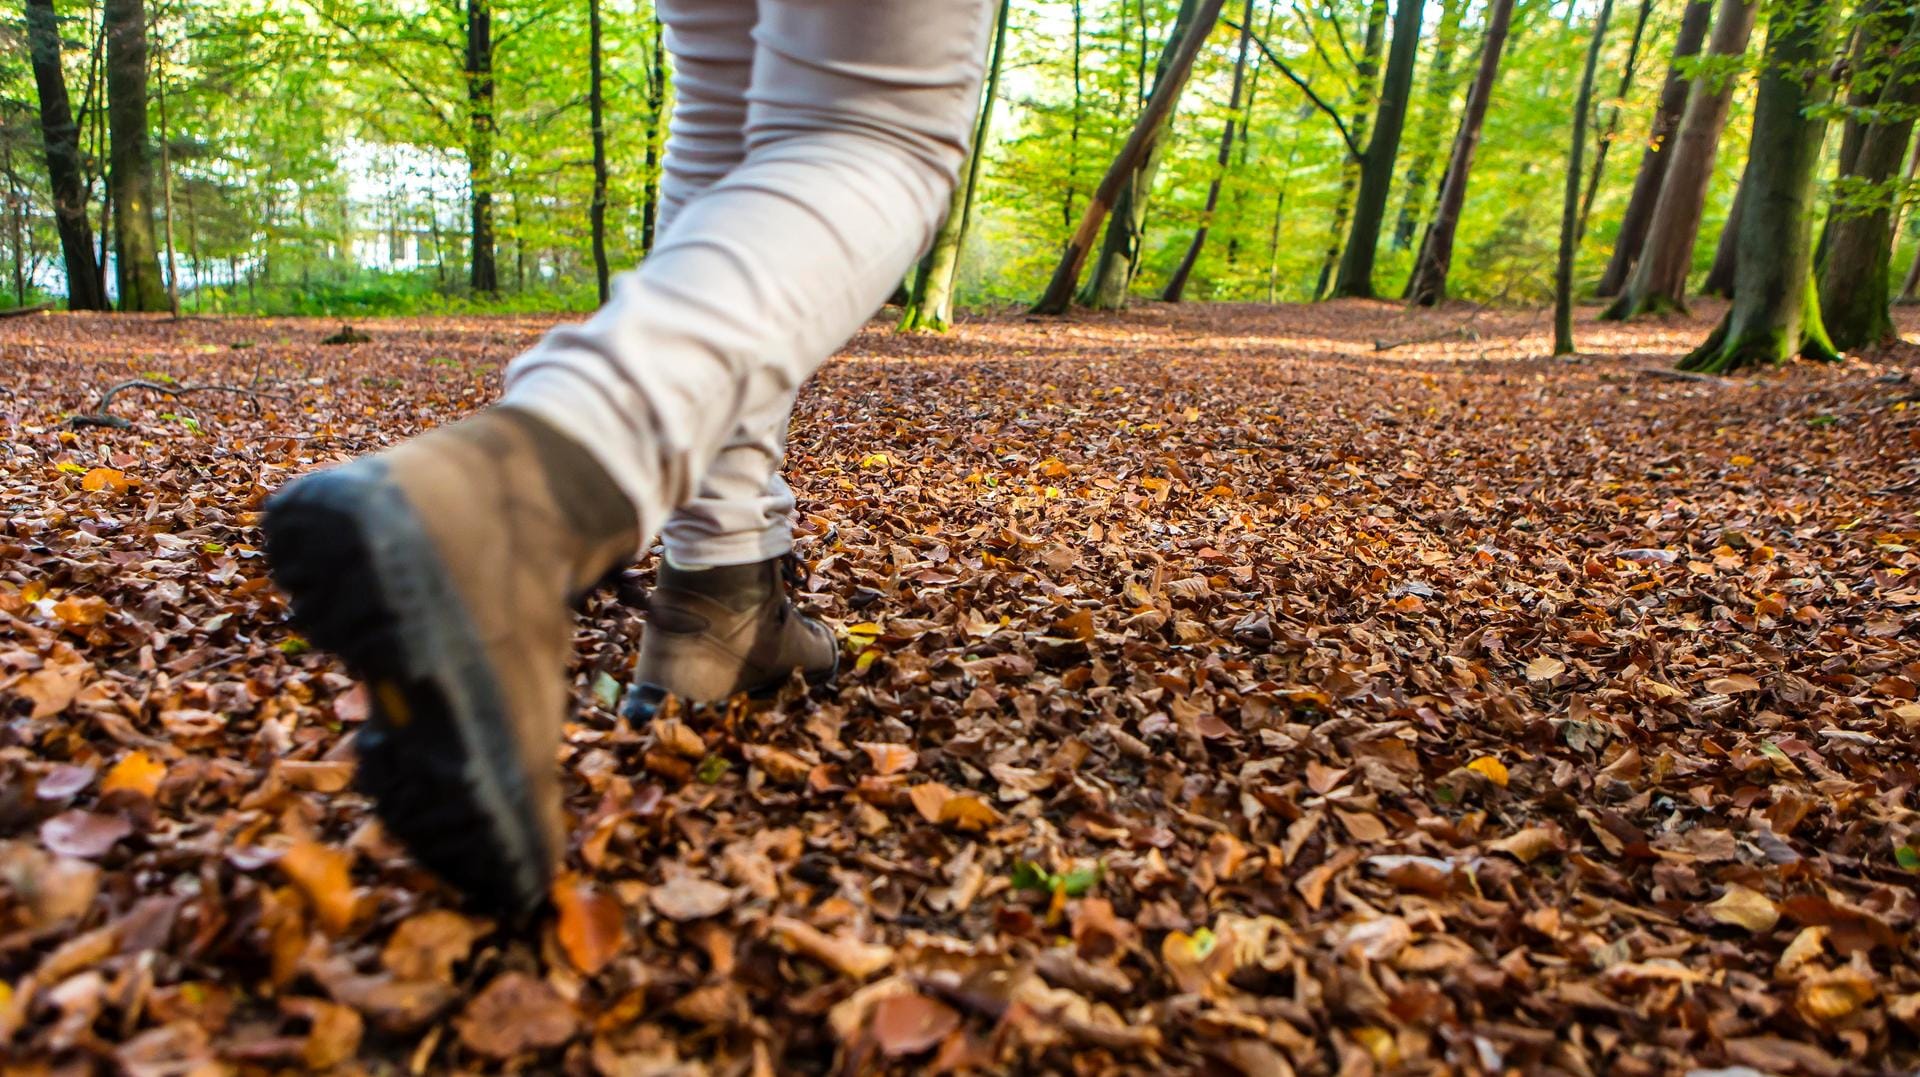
<box><xmin>623</xmin><ymin>653</ymin><xmax>839</xmax><ymax>725</ymax></box>
<box><xmin>263</xmin><ymin>465</ymin><xmax>552</xmax><ymax>917</ymax></box>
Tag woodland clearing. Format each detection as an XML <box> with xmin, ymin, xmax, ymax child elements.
<box><xmin>2</xmin><ymin>301</ymin><xmax>1918</xmax><ymax>1075</ymax></box>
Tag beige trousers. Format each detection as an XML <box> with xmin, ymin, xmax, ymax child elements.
<box><xmin>502</xmin><ymin>0</ymin><xmax>995</xmax><ymax>564</ymax></box>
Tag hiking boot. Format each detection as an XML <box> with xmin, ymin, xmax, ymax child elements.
<box><xmin>262</xmin><ymin>408</ymin><xmax>636</xmax><ymax>916</ymax></box>
<box><xmin>624</xmin><ymin>555</ymin><xmax>839</xmax><ymax>721</ymax></box>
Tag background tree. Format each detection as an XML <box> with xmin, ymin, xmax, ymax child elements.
<box><xmin>104</xmin><ymin>0</ymin><xmax>167</xmax><ymax>310</ymax></box>
<box><xmin>1816</xmin><ymin>9</ymin><xmax>1920</xmax><ymax>351</ymax></box>
<box><xmin>1555</xmin><ymin>0</ymin><xmax>1614</xmax><ymax>355</ymax></box>
<box><xmin>24</xmin><ymin>0</ymin><xmax>106</xmax><ymax>310</ymax></box>
<box><xmin>1574</xmin><ymin>0</ymin><xmax>1651</xmax><ymax>243</ymax></box>
<box><xmin>902</xmin><ymin>0</ymin><xmax>1011</xmax><ymax>331</ymax></box>
<box><xmin>1390</xmin><ymin>0</ymin><xmax>1463</xmax><ymax>252</ymax></box>
<box><xmin>1162</xmin><ymin>0</ymin><xmax>1257</xmax><ymax>302</ymax></box>
<box><xmin>589</xmin><ymin>0</ymin><xmax>608</xmax><ymax>303</ymax></box>
<box><xmin>466</xmin><ymin>0</ymin><xmax>496</xmax><ymax>294</ymax></box>
<box><xmin>1596</xmin><ymin>0</ymin><xmax>1714</xmax><ymax>296</ymax></box>
<box><xmin>1312</xmin><ymin>0</ymin><xmax>1386</xmax><ymax>299</ymax></box>
<box><xmin>1328</xmin><ymin>0</ymin><xmax>1421</xmax><ymax>298</ymax></box>
<box><xmin>1034</xmin><ymin>0</ymin><xmax>1226</xmax><ymax>315</ymax></box>
<box><xmin>1602</xmin><ymin>0</ymin><xmax>1755</xmax><ymax>320</ymax></box>
<box><xmin>1404</xmin><ymin>0</ymin><xmax>1515</xmax><ymax>307</ymax></box>
<box><xmin>1681</xmin><ymin>0</ymin><xmax>1838</xmax><ymax>373</ymax></box>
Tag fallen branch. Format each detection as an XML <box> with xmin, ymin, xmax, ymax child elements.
<box><xmin>0</xmin><ymin>302</ymin><xmax>52</xmax><ymax>319</ymax></box>
<box><xmin>1636</xmin><ymin>368</ymin><xmax>1730</xmax><ymax>386</ymax></box>
<box><xmin>68</xmin><ymin>379</ymin><xmax>294</xmax><ymax>430</ymax></box>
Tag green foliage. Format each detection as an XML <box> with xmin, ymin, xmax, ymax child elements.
<box><xmin>2</xmin><ymin>0</ymin><xmax>1772</xmax><ymax>313</ymax></box>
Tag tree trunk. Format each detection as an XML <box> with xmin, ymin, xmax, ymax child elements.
<box><xmin>155</xmin><ymin>21</ymin><xmax>179</xmax><ymax>317</ymax></box>
<box><xmin>1817</xmin><ymin>15</ymin><xmax>1920</xmax><ymax>352</ymax></box>
<box><xmin>1596</xmin><ymin>0</ymin><xmax>1714</xmax><ymax>297</ymax></box>
<box><xmin>1331</xmin><ymin>0</ymin><xmax>1425</xmax><ymax>299</ymax></box>
<box><xmin>1082</xmin><ymin>0</ymin><xmax>1204</xmax><ymax>309</ymax></box>
<box><xmin>1680</xmin><ymin>0</ymin><xmax>1838</xmax><ymax>372</ymax></box>
<box><xmin>1575</xmin><ymin>0</ymin><xmax>1653</xmax><ymax>244</ymax></box>
<box><xmin>589</xmin><ymin>0</ymin><xmax>610</xmax><ymax>303</ymax></box>
<box><xmin>103</xmin><ymin>0</ymin><xmax>166</xmax><ymax>311</ymax></box>
<box><xmin>25</xmin><ymin>0</ymin><xmax>106</xmax><ymax>311</ymax></box>
<box><xmin>641</xmin><ymin>16</ymin><xmax>664</xmax><ymax>254</ymax></box>
<box><xmin>1602</xmin><ymin>0</ymin><xmax>1755</xmax><ymax>320</ymax></box>
<box><xmin>1404</xmin><ymin>0</ymin><xmax>1515</xmax><ymax>307</ymax></box>
<box><xmin>1815</xmin><ymin>0</ymin><xmax>1901</xmax><ymax>266</ymax></box>
<box><xmin>1314</xmin><ymin>0</ymin><xmax>1388</xmax><ymax>299</ymax></box>
<box><xmin>1391</xmin><ymin>0</ymin><xmax>1465</xmax><ymax>252</ymax></box>
<box><xmin>1163</xmin><ymin>0</ymin><xmax>1256</xmax><ymax>303</ymax></box>
<box><xmin>1033</xmin><ymin>0</ymin><xmax>1225</xmax><ymax>315</ymax></box>
<box><xmin>901</xmin><ymin>0</ymin><xmax>1009</xmax><ymax>331</ymax></box>
<box><xmin>1555</xmin><ymin>0</ymin><xmax>1616</xmax><ymax>355</ymax></box>
<box><xmin>1700</xmin><ymin>166</ymin><xmax>1744</xmax><ymax>296</ymax></box>
<box><xmin>1065</xmin><ymin>0</ymin><xmax>1083</xmax><ymax>230</ymax></box>
<box><xmin>467</xmin><ymin>0</ymin><xmax>498</xmax><ymax>295</ymax></box>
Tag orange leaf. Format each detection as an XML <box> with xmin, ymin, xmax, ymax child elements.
<box><xmin>100</xmin><ymin>751</ymin><xmax>166</xmax><ymax>799</ymax></box>
<box><xmin>909</xmin><ymin>782</ymin><xmax>954</xmax><ymax>824</ymax></box>
<box><xmin>857</xmin><ymin>741</ymin><xmax>918</xmax><ymax>777</ymax></box>
<box><xmin>1466</xmin><ymin>756</ymin><xmax>1509</xmax><ymax>787</ymax></box>
<box><xmin>936</xmin><ymin>794</ymin><xmax>1002</xmax><ymax>833</ymax></box>
<box><xmin>52</xmin><ymin>595</ymin><xmax>108</xmax><ymax>629</ymax></box>
<box><xmin>279</xmin><ymin>840</ymin><xmax>358</xmax><ymax>935</ymax></box>
<box><xmin>552</xmin><ymin>874</ymin><xmax>628</xmax><ymax>975</ymax></box>
<box><xmin>80</xmin><ymin>467</ymin><xmax>129</xmax><ymax>493</ymax></box>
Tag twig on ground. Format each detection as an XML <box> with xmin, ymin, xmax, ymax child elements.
<box><xmin>0</xmin><ymin>302</ymin><xmax>53</xmax><ymax>319</ymax></box>
<box><xmin>68</xmin><ymin>379</ymin><xmax>295</xmax><ymax>429</ymax></box>
<box><xmin>1636</xmin><ymin>368</ymin><xmax>1729</xmax><ymax>386</ymax></box>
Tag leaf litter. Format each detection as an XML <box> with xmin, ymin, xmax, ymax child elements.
<box><xmin>0</xmin><ymin>301</ymin><xmax>1917</xmax><ymax>1073</ymax></box>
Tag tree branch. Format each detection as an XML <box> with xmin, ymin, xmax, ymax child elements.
<box><xmin>69</xmin><ymin>380</ymin><xmax>295</xmax><ymax>429</ymax></box>
<box><xmin>1227</xmin><ymin>19</ymin><xmax>1363</xmax><ymax>158</ymax></box>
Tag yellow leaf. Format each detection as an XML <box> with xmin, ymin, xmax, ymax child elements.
<box><xmin>1525</xmin><ymin>656</ymin><xmax>1566</xmax><ymax>681</ymax></box>
<box><xmin>56</xmin><ymin>461</ymin><xmax>87</xmax><ymax>475</ymax></box>
<box><xmin>101</xmin><ymin>751</ymin><xmax>166</xmax><ymax>799</ymax></box>
<box><xmin>859</xmin><ymin>452</ymin><xmax>893</xmax><ymax>470</ymax></box>
<box><xmin>1351</xmin><ymin>1026</ymin><xmax>1399</xmax><ymax>1067</ymax></box>
<box><xmin>1730</xmin><ymin>455</ymin><xmax>1754</xmax><ymax>467</ymax></box>
<box><xmin>844</xmin><ymin>622</ymin><xmax>882</xmax><ymax>653</ymax></box>
<box><xmin>1704</xmin><ymin>884</ymin><xmax>1778</xmax><ymax>933</ymax></box>
<box><xmin>1466</xmin><ymin>756</ymin><xmax>1509</xmax><ymax>787</ymax></box>
<box><xmin>80</xmin><ymin>467</ymin><xmax>129</xmax><ymax>493</ymax></box>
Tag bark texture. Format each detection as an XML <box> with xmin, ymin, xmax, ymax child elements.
<box><xmin>1404</xmin><ymin>0</ymin><xmax>1516</xmax><ymax>307</ymax></box>
<box><xmin>1331</xmin><ymin>0</ymin><xmax>1424</xmax><ymax>299</ymax></box>
<box><xmin>1556</xmin><ymin>0</ymin><xmax>1617</xmax><ymax>355</ymax></box>
<box><xmin>25</xmin><ymin>0</ymin><xmax>106</xmax><ymax>311</ymax></box>
<box><xmin>1603</xmin><ymin>0</ymin><xmax>1755</xmax><ymax>320</ymax></box>
<box><xmin>1595</xmin><ymin>0</ymin><xmax>1715</xmax><ymax>297</ymax></box>
<box><xmin>104</xmin><ymin>0</ymin><xmax>167</xmax><ymax>311</ymax></box>
<box><xmin>1681</xmin><ymin>0</ymin><xmax>1839</xmax><ymax>372</ymax></box>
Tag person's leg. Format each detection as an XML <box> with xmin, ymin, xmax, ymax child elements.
<box><xmin>636</xmin><ymin>0</ymin><xmax>830</xmax><ymax>708</ymax></box>
<box><xmin>265</xmin><ymin>0</ymin><xmax>995</xmax><ymax>915</ymax></box>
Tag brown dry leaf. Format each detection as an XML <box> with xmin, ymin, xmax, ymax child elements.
<box><xmin>38</xmin><ymin>810</ymin><xmax>130</xmax><ymax>860</ymax></box>
<box><xmin>553</xmin><ymin>874</ymin><xmax>628</xmax><ymax>975</ymax></box>
<box><xmin>51</xmin><ymin>595</ymin><xmax>108</xmax><ymax>629</ymax></box>
<box><xmin>856</xmin><ymin>741</ymin><xmax>918</xmax><ymax>776</ymax></box>
<box><xmin>284</xmin><ymin>997</ymin><xmax>363</xmax><ymax>1070</ymax></box>
<box><xmin>1525</xmin><ymin>656</ymin><xmax>1565</xmax><ymax>682</ymax></box>
<box><xmin>100</xmin><ymin>751</ymin><xmax>166</xmax><ymax>799</ymax></box>
<box><xmin>1704</xmin><ymin>884</ymin><xmax>1779</xmax><ymax>933</ymax></box>
<box><xmin>1705</xmin><ymin>674</ymin><xmax>1761</xmax><ymax>694</ymax></box>
<box><xmin>455</xmin><ymin>972</ymin><xmax>579</xmax><ymax>1059</ymax></box>
<box><xmin>908</xmin><ymin>781</ymin><xmax>954</xmax><ymax>823</ymax></box>
<box><xmin>381</xmin><ymin>909</ymin><xmax>489</xmax><ymax>983</ymax></box>
<box><xmin>869</xmin><ymin>992</ymin><xmax>959</xmax><ymax>1057</ymax></box>
<box><xmin>743</xmin><ymin>744</ymin><xmax>811</xmax><ymax>784</ymax></box>
<box><xmin>768</xmin><ymin>916</ymin><xmax>894</xmax><ymax>979</ymax></box>
<box><xmin>1795</xmin><ymin>969</ymin><xmax>1877</xmax><ymax>1025</ymax></box>
<box><xmin>649</xmin><ymin>872</ymin><xmax>734</xmax><ymax>922</ymax></box>
<box><xmin>278</xmin><ymin>840</ymin><xmax>357</xmax><ymax>935</ymax></box>
<box><xmin>1488</xmin><ymin>825</ymin><xmax>1562</xmax><ymax>863</ymax></box>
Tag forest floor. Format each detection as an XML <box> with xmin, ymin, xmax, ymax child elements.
<box><xmin>2</xmin><ymin>300</ymin><xmax>1919</xmax><ymax>1076</ymax></box>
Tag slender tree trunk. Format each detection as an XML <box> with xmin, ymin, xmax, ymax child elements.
<box><xmin>1331</xmin><ymin>0</ymin><xmax>1425</xmax><ymax>299</ymax></box>
<box><xmin>1066</xmin><ymin>0</ymin><xmax>1083</xmax><ymax>230</ymax></box>
<box><xmin>155</xmin><ymin>21</ymin><xmax>179</xmax><ymax>318</ymax></box>
<box><xmin>103</xmin><ymin>0</ymin><xmax>166</xmax><ymax>311</ymax></box>
<box><xmin>1082</xmin><ymin>0</ymin><xmax>1205</xmax><ymax>309</ymax></box>
<box><xmin>1575</xmin><ymin>0</ymin><xmax>1653</xmax><ymax>244</ymax></box>
<box><xmin>1033</xmin><ymin>0</ymin><xmax>1227</xmax><ymax>314</ymax></box>
<box><xmin>1818</xmin><ymin>16</ymin><xmax>1920</xmax><ymax>351</ymax></box>
<box><xmin>1391</xmin><ymin>0</ymin><xmax>1464</xmax><ymax>252</ymax></box>
<box><xmin>641</xmin><ymin>16</ymin><xmax>664</xmax><ymax>254</ymax></box>
<box><xmin>1700</xmin><ymin>166</ymin><xmax>1745</xmax><ymax>296</ymax></box>
<box><xmin>25</xmin><ymin>0</ymin><xmax>106</xmax><ymax>310</ymax></box>
<box><xmin>1596</xmin><ymin>0</ymin><xmax>1714</xmax><ymax>296</ymax></box>
<box><xmin>1163</xmin><ymin>0</ymin><xmax>1256</xmax><ymax>302</ymax></box>
<box><xmin>1602</xmin><ymin>0</ymin><xmax>1755</xmax><ymax>320</ymax></box>
<box><xmin>467</xmin><ymin>0</ymin><xmax>498</xmax><ymax>294</ymax></box>
<box><xmin>1680</xmin><ymin>0</ymin><xmax>1838</xmax><ymax>372</ymax></box>
<box><xmin>589</xmin><ymin>0</ymin><xmax>610</xmax><ymax>302</ymax></box>
<box><xmin>1556</xmin><ymin>0</ymin><xmax>1616</xmax><ymax>355</ymax></box>
<box><xmin>1815</xmin><ymin>0</ymin><xmax>1901</xmax><ymax>266</ymax></box>
<box><xmin>901</xmin><ymin>0</ymin><xmax>1009</xmax><ymax>331</ymax></box>
<box><xmin>1404</xmin><ymin>0</ymin><xmax>1516</xmax><ymax>307</ymax></box>
<box><xmin>1315</xmin><ymin>0</ymin><xmax>1388</xmax><ymax>299</ymax></box>
<box><xmin>1266</xmin><ymin>134</ymin><xmax>1303</xmax><ymax>303</ymax></box>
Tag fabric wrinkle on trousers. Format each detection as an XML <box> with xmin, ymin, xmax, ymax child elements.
<box><xmin>503</xmin><ymin>0</ymin><xmax>995</xmax><ymax>566</ymax></box>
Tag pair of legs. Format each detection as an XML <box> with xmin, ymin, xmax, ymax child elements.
<box><xmin>264</xmin><ymin>0</ymin><xmax>995</xmax><ymax>914</ymax></box>
<box><xmin>505</xmin><ymin>0</ymin><xmax>995</xmax><ymax>566</ymax></box>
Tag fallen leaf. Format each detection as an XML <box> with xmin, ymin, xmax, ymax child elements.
<box><xmin>649</xmin><ymin>872</ymin><xmax>733</xmax><ymax>922</ymax></box>
<box><xmin>869</xmin><ymin>992</ymin><xmax>959</xmax><ymax>1057</ymax></box>
<box><xmin>381</xmin><ymin>909</ymin><xmax>489</xmax><ymax>983</ymax></box>
<box><xmin>1525</xmin><ymin>656</ymin><xmax>1565</xmax><ymax>681</ymax></box>
<box><xmin>1466</xmin><ymin>756</ymin><xmax>1509</xmax><ymax>787</ymax></box>
<box><xmin>278</xmin><ymin>841</ymin><xmax>357</xmax><ymax>935</ymax></box>
<box><xmin>1704</xmin><ymin>884</ymin><xmax>1779</xmax><ymax>933</ymax></box>
<box><xmin>100</xmin><ymin>752</ymin><xmax>166</xmax><ymax>799</ymax></box>
<box><xmin>455</xmin><ymin>972</ymin><xmax>578</xmax><ymax>1059</ymax></box>
<box><xmin>552</xmin><ymin>875</ymin><xmax>628</xmax><ymax>975</ymax></box>
<box><xmin>39</xmin><ymin>810</ymin><xmax>131</xmax><ymax>860</ymax></box>
<box><xmin>857</xmin><ymin>741</ymin><xmax>918</xmax><ymax>776</ymax></box>
<box><xmin>768</xmin><ymin>916</ymin><xmax>894</xmax><ymax>979</ymax></box>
